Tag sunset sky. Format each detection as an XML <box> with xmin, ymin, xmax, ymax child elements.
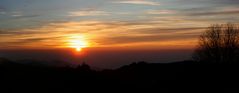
<box><xmin>0</xmin><ymin>0</ymin><xmax>239</xmax><ymax>68</ymax></box>
<box><xmin>1</xmin><ymin>0</ymin><xmax>238</xmax><ymax>49</ymax></box>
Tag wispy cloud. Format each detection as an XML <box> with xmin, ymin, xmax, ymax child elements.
<box><xmin>11</xmin><ymin>11</ymin><xmax>23</xmax><ymax>17</ymax></box>
<box><xmin>175</xmin><ymin>5</ymin><xmax>239</xmax><ymax>16</ymax></box>
<box><xmin>146</xmin><ymin>10</ymin><xmax>176</xmax><ymax>15</ymax></box>
<box><xmin>113</xmin><ymin>0</ymin><xmax>160</xmax><ymax>6</ymax></box>
<box><xmin>68</xmin><ymin>10</ymin><xmax>109</xmax><ymax>16</ymax></box>
<box><xmin>12</xmin><ymin>14</ymin><xmax>22</xmax><ymax>17</ymax></box>
<box><xmin>0</xmin><ymin>6</ymin><xmax>7</xmax><ymax>15</ymax></box>
<box><xmin>0</xmin><ymin>12</ymin><xmax>6</xmax><ymax>15</ymax></box>
<box><xmin>0</xmin><ymin>6</ymin><xmax>6</xmax><ymax>12</ymax></box>
<box><xmin>0</xmin><ymin>18</ymin><xmax>206</xmax><ymax>49</ymax></box>
<box><xmin>186</xmin><ymin>9</ymin><xmax>239</xmax><ymax>16</ymax></box>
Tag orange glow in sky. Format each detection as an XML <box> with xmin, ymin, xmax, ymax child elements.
<box><xmin>76</xmin><ymin>47</ymin><xmax>82</xmax><ymax>52</ymax></box>
<box><xmin>67</xmin><ymin>35</ymin><xmax>89</xmax><ymax>52</ymax></box>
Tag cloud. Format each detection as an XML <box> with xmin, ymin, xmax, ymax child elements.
<box><xmin>0</xmin><ymin>28</ymin><xmax>49</xmax><ymax>35</ymax></box>
<box><xmin>12</xmin><ymin>14</ymin><xmax>22</xmax><ymax>17</ymax></box>
<box><xmin>113</xmin><ymin>0</ymin><xmax>160</xmax><ymax>6</ymax></box>
<box><xmin>11</xmin><ymin>15</ymin><xmax>40</xmax><ymax>20</ymax></box>
<box><xmin>133</xmin><ymin>27</ymin><xmax>206</xmax><ymax>34</ymax></box>
<box><xmin>68</xmin><ymin>10</ymin><xmax>109</xmax><ymax>16</ymax></box>
<box><xmin>1</xmin><ymin>37</ymin><xmax>59</xmax><ymax>45</ymax></box>
<box><xmin>96</xmin><ymin>34</ymin><xmax>198</xmax><ymax>45</ymax></box>
<box><xmin>206</xmin><ymin>0</ymin><xmax>239</xmax><ymax>5</ymax></box>
<box><xmin>11</xmin><ymin>11</ymin><xmax>23</xmax><ymax>17</ymax></box>
<box><xmin>0</xmin><ymin>6</ymin><xmax>7</xmax><ymax>15</ymax></box>
<box><xmin>18</xmin><ymin>36</ymin><xmax>62</xmax><ymax>43</ymax></box>
<box><xmin>0</xmin><ymin>12</ymin><xmax>6</xmax><ymax>15</ymax></box>
<box><xmin>0</xmin><ymin>18</ymin><xmax>208</xmax><ymax>49</ymax></box>
<box><xmin>188</xmin><ymin>10</ymin><xmax>239</xmax><ymax>16</ymax></box>
<box><xmin>175</xmin><ymin>0</ymin><xmax>239</xmax><ymax>5</ymax></box>
<box><xmin>0</xmin><ymin>12</ymin><xmax>5</xmax><ymax>15</ymax></box>
<box><xmin>146</xmin><ymin>10</ymin><xmax>176</xmax><ymax>15</ymax></box>
<box><xmin>172</xmin><ymin>6</ymin><xmax>239</xmax><ymax>22</ymax></box>
<box><xmin>0</xmin><ymin>6</ymin><xmax>6</xmax><ymax>11</ymax></box>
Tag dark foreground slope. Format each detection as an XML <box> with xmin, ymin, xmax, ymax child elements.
<box><xmin>1</xmin><ymin>58</ymin><xmax>239</xmax><ymax>92</ymax></box>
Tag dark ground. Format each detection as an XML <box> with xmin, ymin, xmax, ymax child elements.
<box><xmin>0</xmin><ymin>58</ymin><xmax>239</xmax><ymax>93</ymax></box>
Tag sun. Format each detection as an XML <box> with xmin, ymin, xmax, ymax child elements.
<box><xmin>76</xmin><ymin>47</ymin><xmax>82</xmax><ymax>51</ymax></box>
<box><xmin>70</xmin><ymin>40</ymin><xmax>88</xmax><ymax>52</ymax></box>
<box><xmin>67</xmin><ymin>35</ymin><xmax>89</xmax><ymax>52</ymax></box>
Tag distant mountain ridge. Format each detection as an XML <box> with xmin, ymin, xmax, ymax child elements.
<box><xmin>1</xmin><ymin>57</ymin><xmax>239</xmax><ymax>92</ymax></box>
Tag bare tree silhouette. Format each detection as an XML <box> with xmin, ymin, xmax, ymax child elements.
<box><xmin>193</xmin><ymin>23</ymin><xmax>239</xmax><ymax>64</ymax></box>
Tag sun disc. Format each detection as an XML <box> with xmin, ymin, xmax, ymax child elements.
<box><xmin>76</xmin><ymin>47</ymin><xmax>82</xmax><ymax>51</ymax></box>
<box><xmin>67</xmin><ymin>35</ymin><xmax>89</xmax><ymax>52</ymax></box>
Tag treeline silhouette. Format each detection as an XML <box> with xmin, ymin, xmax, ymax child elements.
<box><xmin>193</xmin><ymin>23</ymin><xmax>239</xmax><ymax>63</ymax></box>
<box><xmin>1</xmin><ymin>58</ymin><xmax>239</xmax><ymax>92</ymax></box>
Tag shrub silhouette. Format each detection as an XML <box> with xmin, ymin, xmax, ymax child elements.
<box><xmin>193</xmin><ymin>23</ymin><xmax>239</xmax><ymax>64</ymax></box>
<box><xmin>76</xmin><ymin>62</ymin><xmax>91</xmax><ymax>72</ymax></box>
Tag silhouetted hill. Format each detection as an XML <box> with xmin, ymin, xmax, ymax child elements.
<box><xmin>0</xmin><ymin>58</ymin><xmax>239</xmax><ymax>92</ymax></box>
<box><xmin>0</xmin><ymin>57</ymin><xmax>24</xmax><ymax>67</ymax></box>
<box><xmin>0</xmin><ymin>57</ymin><xmax>13</xmax><ymax>64</ymax></box>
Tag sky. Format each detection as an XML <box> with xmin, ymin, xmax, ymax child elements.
<box><xmin>1</xmin><ymin>0</ymin><xmax>238</xmax><ymax>49</ymax></box>
<box><xmin>0</xmin><ymin>0</ymin><xmax>239</xmax><ymax>68</ymax></box>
